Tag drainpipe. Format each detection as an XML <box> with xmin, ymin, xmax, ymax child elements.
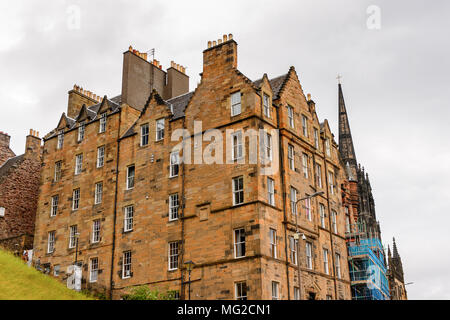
<box><xmin>180</xmin><ymin>117</ymin><xmax>187</xmax><ymax>299</ymax></box>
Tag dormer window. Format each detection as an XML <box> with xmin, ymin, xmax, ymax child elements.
<box><xmin>231</xmin><ymin>92</ymin><xmax>241</xmax><ymax>116</ymax></box>
<box><xmin>57</xmin><ymin>130</ymin><xmax>64</xmax><ymax>149</ymax></box>
<box><xmin>263</xmin><ymin>94</ymin><xmax>270</xmax><ymax>118</ymax></box>
<box><xmin>302</xmin><ymin>115</ymin><xmax>308</xmax><ymax>137</ymax></box>
<box><xmin>325</xmin><ymin>138</ymin><xmax>331</xmax><ymax>157</ymax></box>
<box><xmin>78</xmin><ymin>122</ymin><xmax>85</xmax><ymax>142</ymax></box>
<box><xmin>156</xmin><ymin>119</ymin><xmax>165</xmax><ymax>141</ymax></box>
<box><xmin>99</xmin><ymin>113</ymin><xmax>107</xmax><ymax>133</ymax></box>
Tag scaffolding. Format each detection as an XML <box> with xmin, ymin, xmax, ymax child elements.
<box><xmin>346</xmin><ymin>220</ymin><xmax>390</xmax><ymax>300</ymax></box>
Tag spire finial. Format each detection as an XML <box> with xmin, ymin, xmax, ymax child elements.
<box><xmin>337</xmin><ymin>74</ymin><xmax>343</xmax><ymax>84</ymax></box>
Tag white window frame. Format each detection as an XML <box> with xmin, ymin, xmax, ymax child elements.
<box><xmin>231</xmin><ymin>131</ymin><xmax>243</xmax><ymax>160</ymax></box>
<box><xmin>329</xmin><ymin>172</ymin><xmax>335</xmax><ymax>195</ymax></box>
<box><xmin>124</xmin><ymin>205</ymin><xmax>134</xmax><ymax>232</ymax></box>
<box><xmin>95</xmin><ymin>182</ymin><xmax>103</xmax><ymax>204</ymax></box>
<box><xmin>294</xmin><ymin>287</ymin><xmax>300</xmax><ymax>300</ymax></box>
<box><xmin>335</xmin><ymin>253</ymin><xmax>342</xmax><ymax>279</ymax></box>
<box><xmin>169</xmin><ymin>193</ymin><xmax>179</xmax><ymax>221</ymax></box>
<box><xmin>69</xmin><ymin>225</ymin><xmax>78</xmax><ymax>249</ymax></box>
<box><xmin>90</xmin><ymin>257</ymin><xmax>98</xmax><ymax>283</ymax></box>
<box><xmin>306</xmin><ymin>242</ymin><xmax>313</xmax><ymax>270</ymax></box>
<box><xmin>122</xmin><ymin>251</ymin><xmax>132</xmax><ymax>279</ymax></box>
<box><xmin>264</xmin><ymin>132</ymin><xmax>273</xmax><ymax>161</ymax></box>
<box><xmin>288</xmin><ymin>145</ymin><xmax>294</xmax><ymax>170</ymax></box>
<box><xmin>54</xmin><ymin>161</ymin><xmax>62</xmax><ymax>181</ymax></box>
<box><xmin>92</xmin><ymin>219</ymin><xmax>101</xmax><ymax>243</ymax></box>
<box><xmin>302</xmin><ymin>115</ymin><xmax>308</xmax><ymax>137</ymax></box>
<box><xmin>170</xmin><ymin>152</ymin><xmax>180</xmax><ymax>178</ymax></box>
<box><xmin>72</xmin><ymin>189</ymin><xmax>80</xmax><ymax>210</ymax></box>
<box><xmin>302</xmin><ymin>153</ymin><xmax>309</xmax><ymax>178</ymax></box>
<box><xmin>99</xmin><ymin>113</ymin><xmax>107</xmax><ymax>133</ymax></box>
<box><xmin>323</xmin><ymin>248</ymin><xmax>329</xmax><ymax>275</ymax></box>
<box><xmin>290</xmin><ymin>187</ymin><xmax>297</xmax><ymax>215</ymax></box>
<box><xmin>77</xmin><ymin>122</ymin><xmax>85</xmax><ymax>142</ymax></box>
<box><xmin>289</xmin><ymin>236</ymin><xmax>298</xmax><ymax>265</ymax></box>
<box><xmin>97</xmin><ymin>146</ymin><xmax>105</xmax><ymax>168</ymax></box>
<box><xmin>331</xmin><ymin>210</ymin><xmax>338</xmax><ymax>234</ymax></box>
<box><xmin>156</xmin><ymin>119</ymin><xmax>165</xmax><ymax>141</ymax></box>
<box><xmin>235</xmin><ymin>281</ymin><xmax>247</xmax><ymax>300</ymax></box>
<box><xmin>316</xmin><ymin>164</ymin><xmax>322</xmax><ymax>188</ymax></box>
<box><xmin>314</xmin><ymin>128</ymin><xmax>319</xmax><ymax>149</ymax></box>
<box><xmin>267</xmin><ymin>177</ymin><xmax>275</xmax><ymax>206</ymax></box>
<box><xmin>47</xmin><ymin>231</ymin><xmax>55</xmax><ymax>253</ymax></box>
<box><xmin>271</xmin><ymin>281</ymin><xmax>279</xmax><ymax>300</ymax></box>
<box><xmin>234</xmin><ymin>228</ymin><xmax>246</xmax><ymax>258</ymax></box>
<box><xmin>75</xmin><ymin>154</ymin><xmax>83</xmax><ymax>175</ymax></box>
<box><xmin>57</xmin><ymin>130</ymin><xmax>64</xmax><ymax>149</ymax></box>
<box><xmin>168</xmin><ymin>241</ymin><xmax>179</xmax><ymax>271</ymax></box>
<box><xmin>325</xmin><ymin>138</ymin><xmax>331</xmax><ymax>157</ymax></box>
<box><xmin>126</xmin><ymin>165</ymin><xmax>135</xmax><ymax>189</ymax></box>
<box><xmin>319</xmin><ymin>203</ymin><xmax>326</xmax><ymax>228</ymax></box>
<box><xmin>345</xmin><ymin>212</ymin><xmax>351</xmax><ymax>234</ymax></box>
<box><xmin>287</xmin><ymin>105</ymin><xmax>294</xmax><ymax>128</ymax></box>
<box><xmin>231</xmin><ymin>92</ymin><xmax>241</xmax><ymax>116</ymax></box>
<box><xmin>270</xmin><ymin>228</ymin><xmax>277</xmax><ymax>258</ymax></box>
<box><xmin>141</xmin><ymin>123</ymin><xmax>149</xmax><ymax>146</ymax></box>
<box><xmin>232</xmin><ymin>176</ymin><xmax>244</xmax><ymax>206</ymax></box>
<box><xmin>263</xmin><ymin>93</ymin><xmax>271</xmax><ymax>118</ymax></box>
<box><xmin>50</xmin><ymin>195</ymin><xmax>58</xmax><ymax>217</ymax></box>
<box><xmin>305</xmin><ymin>197</ymin><xmax>312</xmax><ymax>221</ymax></box>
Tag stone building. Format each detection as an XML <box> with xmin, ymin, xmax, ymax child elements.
<box><xmin>33</xmin><ymin>35</ymin><xmax>352</xmax><ymax>300</ymax></box>
<box><xmin>387</xmin><ymin>238</ymin><xmax>408</xmax><ymax>300</ymax></box>
<box><xmin>0</xmin><ymin>130</ymin><xmax>42</xmax><ymax>252</ymax></box>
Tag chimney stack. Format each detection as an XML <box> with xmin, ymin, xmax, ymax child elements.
<box><xmin>203</xmin><ymin>34</ymin><xmax>237</xmax><ymax>77</ymax></box>
<box><xmin>25</xmin><ymin>129</ymin><xmax>41</xmax><ymax>159</ymax></box>
<box><xmin>0</xmin><ymin>131</ymin><xmax>11</xmax><ymax>149</ymax></box>
<box><xmin>67</xmin><ymin>84</ymin><xmax>101</xmax><ymax>118</ymax></box>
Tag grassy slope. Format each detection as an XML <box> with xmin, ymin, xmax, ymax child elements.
<box><xmin>0</xmin><ymin>249</ymin><xmax>92</xmax><ymax>300</ymax></box>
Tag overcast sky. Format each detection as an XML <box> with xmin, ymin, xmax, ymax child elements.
<box><xmin>1</xmin><ymin>0</ymin><xmax>449</xmax><ymax>299</ymax></box>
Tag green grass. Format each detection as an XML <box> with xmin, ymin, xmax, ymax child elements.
<box><xmin>0</xmin><ymin>249</ymin><xmax>93</xmax><ymax>300</ymax></box>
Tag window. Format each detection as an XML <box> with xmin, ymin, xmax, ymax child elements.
<box><xmin>326</xmin><ymin>295</ymin><xmax>333</xmax><ymax>300</ymax></box>
<box><xmin>0</xmin><ymin>207</ymin><xmax>4</xmax><ymax>217</ymax></box>
<box><xmin>231</xmin><ymin>92</ymin><xmax>241</xmax><ymax>116</ymax></box>
<box><xmin>316</xmin><ymin>164</ymin><xmax>322</xmax><ymax>188</ymax></box>
<box><xmin>169</xmin><ymin>242</ymin><xmax>179</xmax><ymax>270</ymax></box>
<box><xmin>335</xmin><ymin>253</ymin><xmax>342</xmax><ymax>279</ymax></box>
<box><xmin>99</xmin><ymin>113</ymin><xmax>107</xmax><ymax>133</ymax></box>
<box><xmin>78</xmin><ymin>122</ymin><xmax>85</xmax><ymax>142</ymax></box>
<box><xmin>95</xmin><ymin>182</ymin><xmax>103</xmax><ymax>204</ymax></box>
<box><xmin>289</xmin><ymin>236</ymin><xmax>298</xmax><ymax>265</ymax></box>
<box><xmin>235</xmin><ymin>282</ymin><xmax>247</xmax><ymax>300</ymax></box>
<box><xmin>69</xmin><ymin>225</ymin><xmax>78</xmax><ymax>249</ymax></box>
<box><xmin>314</xmin><ymin>128</ymin><xmax>319</xmax><ymax>149</ymax></box>
<box><xmin>57</xmin><ymin>130</ymin><xmax>64</xmax><ymax>149</ymax></box>
<box><xmin>271</xmin><ymin>281</ymin><xmax>279</xmax><ymax>300</ymax></box>
<box><xmin>290</xmin><ymin>187</ymin><xmax>297</xmax><ymax>215</ymax></box>
<box><xmin>306</xmin><ymin>242</ymin><xmax>313</xmax><ymax>269</ymax></box>
<box><xmin>122</xmin><ymin>251</ymin><xmax>132</xmax><ymax>279</ymax></box>
<box><xmin>97</xmin><ymin>146</ymin><xmax>105</xmax><ymax>168</ymax></box>
<box><xmin>54</xmin><ymin>265</ymin><xmax>60</xmax><ymax>276</ymax></box>
<box><xmin>305</xmin><ymin>197</ymin><xmax>312</xmax><ymax>221</ymax></box>
<box><xmin>319</xmin><ymin>203</ymin><xmax>326</xmax><ymax>228</ymax></box>
<box><xmin>331</xmin><ymin>210</ymin><xmax>337</xmax><ymax>234</ymax></box>
<box><xmin>302</xmin><ymin>153</ymin><xmax>309</xmax><ymax>178</ymax></box>
<box><xmin>141</xmin><ymin>123</ymin><xmax>149</xmax><ymax>146</ymax></box>
<box><xmin>232</xmin><ymin>131</ymin><xmax>243</xmax><ymax>160</ymax></box>
<box><xmin>50</xmin><ymin>195</ymin><xmax>59</xmax><ymax>217</ymax></box>
<box><xmin>270</xmin><ymin>228</ymin><xmax>277</xmax><ymax>258</ymax></box>
<box><xmin>75</xmin><ymin>154</ymin><xmax>83</xmax><ymax>175</ymax></box>
<box><xmin>156</xmin><ymin>119</ymin><xmax>165</xmax><ymax>141</ymax></box>
<box><xmin>234</xmin><ymin>228</ymin><xmax>246</xmax><ymax>258</ymax></box>
<box><xmin>325</xmin><ymin>138</ymin><xmax>331</xmax><ymax>157</ymax></box>
<box><xmin>90</xmin><ymin>257</ymin><xmax>98</xmax><ymax>282</ymax></box>
<box><xmin>302</xmin><ymin>115</ymin><xmax>308</xmax><ymax>137</ymax></box>
<box><xmin>329</xmin><ymin>172</ymin><xmax>335</xmax><ymax>195</ymax></box>
<box><xmin>263</xmin><ymin>94</ymin><xmax>270</xmax><ymax>118</ymax></box>
<box><xmin>288</xmin><ymin>145</ymin><xmax>294</xmax><ymax>170</ymax></box>
<box><xmin>170</xmin><ymin>152</ymin><xmax>179</xmax><ymax>178</ymax></box>
<box><xmin>232</xmin><ymin>176</ymin><xmax>244</xmax><ymax>205</ymax></box>
<box><xmin>54</xmin><ymin>161</ymin><xmax>62</xmax><ymax>181</ymax></box>
<box><xmin>267</xmin><ymin>177</ymin><xmax>275</xmax><ymax>206</ymax></box>
<box><xmin>263</xmin><ymin>132</ymin><xmax>272</xmax><ymax>161</ymax></box>
<box><xmin>92</xmin><ymin>219</ymin><xmax>101</xmax><ymax>243</ymax></box>
<box><xmin>287</xmin><ymin>105</ymin><xmax>294</xmax><ymax>128</ymax></box>
<box><xmin>294</xmin><ymin>287</ymin><xmax>300</xmax><ymax>300</ymax></box>
<box><xmin>124</xmin><ymin>206</ymin><xmax>134</xmax><ymax>232</ymax></box>
<box><xmin>345</xmin><ymin>212</ymin><xmax>351</xmax><ymax>234</ymax></box>
<box><xmin>169</xmin><ymin>193</ymin><xmax>179</xmax><ymax>221</ymax></box>
<box><xmin>47</xmin><ymin>231</ymin><xmax>55</xmax><ymax>253</ymax></box>
<box><xmin>127</xmin><ymin>165</ymin><xmax>135</xmax><ymax>189</ymax></box>
<box><xmin>72</xmin><ymin>189</ymin><xmax>80</xmax><ymax>210</ymax></box>
<box><xmin>323</xmin><ymin>249</ymin><xmax>329</xmax><ymax>275</ymax></box>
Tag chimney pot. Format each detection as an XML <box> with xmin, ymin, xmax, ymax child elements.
<box><xmin>223</xmin><ymin>34</ymin><xmax>228</xmax><ymax>42</ymax></box>
<box><xmin>218</xmin><ymin>39</ymin><xmax>222</xmax><ymax>44</ymax></box>
<box><xmin>129</xmin><ymin>45</ymin><xmax>133</xmax><ymax>51</ymax></box>
<box><xmin>307</xmin><ymin>93</ymin><xmax>311</xmax><ymax>101</ymax></box>
<box><xmin>213</xmin><ymin>40</ymin><xmax>217</xmax><ymax>46</ymax></box>
<box><xmin>29</xmin><ymin>129</ymin><xmax>33</xmax><ymax>135</ymax></box>
<box><xmin>208</xmin><ymin>41</ymin><xmax>212</xmax><ymax>48</ymax></box>
<box><xmin>229</xmin><ymin>33</ymin><xmax>233</xmax><ymax>40</ymax></box>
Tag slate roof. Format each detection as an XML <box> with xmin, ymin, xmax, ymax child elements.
<box><xmin>0</xmin><ymin>154</ymin><xmax>24</xmax><ymax>182</ymax></box>
<box><xmin>253</xmin><ymin>73</ymin><xmax>289</xmax><ymax>99</ymax></box>
<box><xmin>166</xmin><ymin>91</ymin><xmax>195</xmax><ymax>120</ymax></box>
